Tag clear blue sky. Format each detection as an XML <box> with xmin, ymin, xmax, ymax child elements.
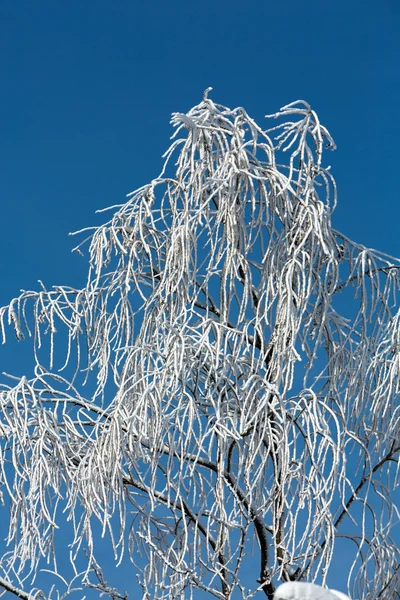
<box><xmin>0</xmin><ymin>1</ymin><xmax>399</xmax><ymax>598</ymax></box>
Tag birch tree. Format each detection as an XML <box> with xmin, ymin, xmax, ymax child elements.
<box><xmin>0</xmin><ymin>90</ymin><xmax>399</xmax><ymax>600</ymax></box>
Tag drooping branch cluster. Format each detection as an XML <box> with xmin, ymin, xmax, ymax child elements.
<box><xmin>0</xmin><ymin>92</ymin><xmax>399</xmax><ymax>600</ymax></box>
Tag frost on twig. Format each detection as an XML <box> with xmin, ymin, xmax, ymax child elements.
<box><xmin>0</xmin><ymin>93</ymin><xmax>399</xmax><ymax>600</ymax></box>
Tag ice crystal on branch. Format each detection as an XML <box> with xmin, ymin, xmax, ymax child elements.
<box><xmin>0</xmin><ymin>92</ymin><xmax>399</xmax><ymax>600</ymax></box>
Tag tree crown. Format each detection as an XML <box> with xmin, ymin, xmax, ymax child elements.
<box><xmin>0</xmin><ymin>91</ymin><xmax>399</xmax><ymax>600</ymax></box>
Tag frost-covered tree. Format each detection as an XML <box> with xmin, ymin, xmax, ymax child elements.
<box><xmin>0</xmin><ymin>89</ymin><xmax>399</xmax><ymax>600</ymax></box>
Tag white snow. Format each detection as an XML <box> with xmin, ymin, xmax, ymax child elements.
<box><xmin>274</xmin><ymin>582</ymin><xmax>352</xmax><ymax>600</ymax></box>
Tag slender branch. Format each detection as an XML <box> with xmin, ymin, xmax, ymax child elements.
<box><xmin>226</xmin><ymin>440</ymin><xmax>275</xmax><ymax>600</ymax></box>
<box><xmin>294</xmin><ymin>443</ymin><xmax>400</xmax><ymax>582</ymax></box>
<box><xmin>334</xmin><ymin>443</ymin><xmax>400</xmax><ymax>531</ymax></box>
<box><xmin>334</xmin><ymin>265</ymin><xmax>400</xmax><ymax>294</ymax></box>
<box><xmin>0</xmin><ymin>576</ymin><xmax>36</xmax><ymax>600</ymax></box>
<box><xmin>122</xmin><ymin>471</ymin><xmax>230</xmax><ymax>598</ymax></box>
<box><xmin>376</xmin><ymin>563</ymin><xmax>400</xmax><ymax>599</ymax></box>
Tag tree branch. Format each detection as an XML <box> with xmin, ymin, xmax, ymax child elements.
<box><xmin>0</xmin><ymin>576</ymin><xmax>36</xmax><ymax>600</ymax></box>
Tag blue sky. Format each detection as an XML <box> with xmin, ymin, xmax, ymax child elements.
<box><xmin>0</xmin><ymin>0</ymin><xmax>399</xmax><ymax>598</ymax></box>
